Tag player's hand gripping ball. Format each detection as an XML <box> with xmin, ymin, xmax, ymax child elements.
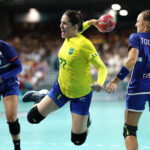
<box><xmin>98</xmin><ymin>14</ymin><xmax>116</xmax><ymax>32</ymax></box>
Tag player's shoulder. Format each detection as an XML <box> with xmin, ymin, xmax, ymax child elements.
<box><xmin>79</xmin><ymin>34</ymin><xmax>93</xmax><ymax>47</ymax></box>
<box><xmin>129</xmin><ymin>33</ymin><xmax>140</xmax><ymax>39</ymax></box>
<box><xmin>129</xmin><ymin>33</ymin><xmax>142</xmax><ymax>43</ymax></box>
<box><xmin>129</xmin><ymin>32</ymin><xmax>148</xmax><ymax>39</ymax></box>
<box><xmin>0</xmin><ymin>40</ymin><xmax>12</xmax><ymax>48</ymax></box>
<box><xmin>0</xmin><ymin>40</ymin><xmax>6</xmax><ymax>46</ymax></box>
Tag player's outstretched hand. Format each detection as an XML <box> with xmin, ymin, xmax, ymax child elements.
<box><xmin>87</xmin><ymin>19</ymin><xmax>104</xmax><ymax>32</ymax></box>
<box><xmin>91</xmin><ymin>82</ymin><xmax>103</xmax><ymax>92</ymax></box>
<box><xmin>105</xmin><ymin>82</ymin><xmax>117</xmax><ymax>94</ymax></box>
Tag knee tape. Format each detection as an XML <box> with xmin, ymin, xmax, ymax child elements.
<box><xmin>71</xmin><ymin>131</ymin><xmax>87</xmax><ymax>145</ymax></box>
<box><xmin>123</xmin><ymin>123</ymin><xmax>138</xmax><ymax>138</ymax></box>
<box><xmin>7</xmin><ymin>119</ymin><xmax>20</xmax><ymax>135</ymax></box>
<box><xmin>27</xmin><ymin>105</ymin><xmax>45</xmax><ymax>124</ymax></box>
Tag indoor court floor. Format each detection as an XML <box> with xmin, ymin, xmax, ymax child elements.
<box><xmin>0</xmin><ymin>90</ymin><xmax>150</xmax><ymax>150</ymax></box>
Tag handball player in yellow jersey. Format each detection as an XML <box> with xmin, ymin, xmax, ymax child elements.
<box><xmin>22</xmin><ymin>10</ymin><xmax>107</xmax><ymax>145</ymax></box>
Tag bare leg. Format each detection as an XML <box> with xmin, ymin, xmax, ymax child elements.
<box><xmin>37</xmin><ymin>95</ymin><xmax>59</xmax><ymax>117</ymax></box>
<box><xmin>71</xmin><ymin>113</ymin><xmax>89</xmax><ymax>145</ymax></box>
<box><xmin>71</xmin><ymin>113</ymin><xmax>88</xmax><ymax>133</ymax></box>
<box><xmin>27</xmin><ymin>95</ymin><xmax>60</xmax><ymax>124</ymax></box>
<box><xmin>3</xmin><ymin>95</ymin><xmax>20</xmax><ymax>140</ymax></box>
<box><xmin>124</xmin><ymin>109</ymin><xmax>142</xmax><ymax>150</ymax></box>
<box><xmin>3</xmin><ymin>95</ymin><xmax>21</xmax><ymax>150</ymax></box>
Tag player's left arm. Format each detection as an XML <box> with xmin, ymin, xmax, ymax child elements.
<box><xmin>90</xmin><ymin>55</ymin><xmax>107</xmax><ymax>92</ymax></box>
<box><xmin>80</xmin><ymin>39</ymin><xmax>107</xmax><ymax>92</ymax></box>
<box><xmin>105</xmin><ymin>47</ymin><xmax>139</xmax><ymax>94</ymax></box>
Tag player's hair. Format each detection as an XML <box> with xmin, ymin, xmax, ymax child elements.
<box><xmin>141</xmin><ymin>10</ymin><xmax>150</xmax><ymax>21</ymax></box>
<box><xmin>141</xmin><ymin>10</ymin><xmax>150</xmax><ymax>29</ymax></box>
<box><xmin>64</xmin><ymin>10</ymin><xmax>83</xmax><ymax>31</ymax></box>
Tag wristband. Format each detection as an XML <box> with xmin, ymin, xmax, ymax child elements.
<box><xmin>117</xmin><ymin>66</ymin><xmax>130</xmax><ymax>80</ymax></box>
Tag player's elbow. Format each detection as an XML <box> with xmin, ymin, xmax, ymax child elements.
<box><xmin>101</xmin><ymin>65</ymin><xmax>107</xmax><ymax>75</ymax></box>
<box><xmin>17</xmin><ymin>63</ymin><xmax>22</xmax><ymax>74</ymax></box>
<box><xmin>129</xmin><ymin>58</ymin><xmax>137</xmax><ymax>67</ymax></box>
<box><xmin>19</xmin><ymin>64</ymin><xmax>23</xmax><ymax>73</ymax></box>
<box><xmin>104</xmin><ymin>66</ymin><xmax>107</xmax><ymax>74</ymax></box>
<box><xmin>98</xmin><ymin>65</ymin><xmax>107</xmax><ymax>78</ymax></box>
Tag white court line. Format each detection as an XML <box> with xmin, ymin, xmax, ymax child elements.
<box><xmin>33</xmin><ymin>141</ymin><xmax>43</xmax><ymax>144</ymax></box>
<box><xmin>48</xmin><ymin>142</ymin><xmax>58</xmax><ymax>145</ymax></box>
<box><xmin>2</xmin><ymin>140</ymin><xmax>150</xmax><ymax>150</ymax></box>
<box><xmin>82</xmin><ymin>144</ymin><xmax>88</xmax><ymax>147</ymax></box>
<box><xmin>143</xmin><ymin>146</ymin><xmax>150</xmax><ymax>149</ymax></box>
<box><xmin>21</xmin><ymin>141</ymin><xmax>29</xmax><ymax>144</ymax></box>
<box><xmin>4</xmin><ymin>141</ymin><xmax>11</xmax><ymax>144</ymax></box>
<box><xmin>64</xmin><ymin>142</ymin><xmax>72</xmax><ymax>146</ymax></box>
<box><xmin>112</xmin><ymin>145</ymin><xmax>120</xmax><ymax>148</ymax></box>
<box><xmin>96</xmin><ymin>144</ymin><xmax>104</xmax><ymax>147</ymax></box>
<box><xmin>0</xmin><ymin>112</ymin><xmax>27</xmax><ymax>117</ymax></box>
<box><xmin>18</xmin><ymin>112</ymin><xmax>27</xmax><ymax>117</ymax></box>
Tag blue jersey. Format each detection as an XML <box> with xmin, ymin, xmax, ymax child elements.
<box><xmin>128</xmin><ymin>32</ymin><xmax>150</xmax><ymax>94</ymax></box>
<box><xmin>0</xmin><ymin>40</ymin><xmax>22</xmax><ymax>81</ymax></box>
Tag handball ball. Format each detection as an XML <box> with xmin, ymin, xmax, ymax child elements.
<box><xmin>98</xmin><ymin>14</ymin><xmax>116</xmax><ymax>32</ymax></box>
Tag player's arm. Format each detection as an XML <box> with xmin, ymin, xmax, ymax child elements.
<box><xmin>105</xmin><ymin>47</ymin><xmax>139</xmax><ymax>94</ymax></box>
<box><xmin>0</xmin><ymin>57</ymin><xmax>22</xmax><ymax>82</ymax></box>
<box><xmin>90</xmin><ymin>55</ymin><xmax>107</xmax><ymax>92</ymax></box>
<box><xmin>80</xmin><ymin>19</ymin><xmax>102</xmax><ymax>34</ymax></box>
<box><xmin>0</xmin><ymin>44</ymin><xmax>22</xmax><ymax>82</ymax></box>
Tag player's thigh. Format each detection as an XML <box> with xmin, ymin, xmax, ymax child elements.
<box><xmin>70</xmin><ymin>91</ymin><xmax>92</xmax><ymax>133</ymax></box>
<box><xmin>125</xmin><ymin>94</ymin><xmax>148</xmax><ymax>125</ymax></box>
<box><xmin>125</xmin><ymin>109</ymin><xmax>142</xmax><ymax>126</ymax></box>
<box><xmin>37</xmin><ymin>95</ymin><xmax>59</xmax><ymax>116</ymax></box>
<box><xmin>126</xmin><ymin>94</ymin><xmax>148</xmax><ymax>111</ymax></box>
<box><xmin>3</xmin><ymin>95</ymin><xmax>18</xmax><ymax>121</ymax></box>
<box><xmin>71</xmin><ymin>113</ymin><xmax>88</xmax><ymax>133</ymax></box>
<box><xmin>37</xmin><ymin>80</ymin><xmax>68</xmax><ymax>116</ymax></box>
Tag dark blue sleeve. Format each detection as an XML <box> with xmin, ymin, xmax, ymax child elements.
<box><xmin>128</xmin><ymin>33</ymin><xmax>140</xmax><ymax>51</ymax></box>
<box><xmin>1</xmin><ymin>57</ymin><xmax>22</xmax><ymax>81</ymax></box>
<box><xmin>5</xmin><ymin>43</ymin><xmax>18</xmax><ymax>61</ymax></box>
<box><xmin>0</xmin><ymin>43</ymin><xmax>22</xmax><ymax>80</ymax></box>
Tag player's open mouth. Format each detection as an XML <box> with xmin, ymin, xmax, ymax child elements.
<box><xmin>61</xmin><ymin>31</ymin><xmax>66</xmax><ymax>36</ymax></box>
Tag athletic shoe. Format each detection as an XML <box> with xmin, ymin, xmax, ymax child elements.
<box><xmin>22</xmin><ymin>89</ymin><xmax>49</xmax><ymax>103</ymax></box>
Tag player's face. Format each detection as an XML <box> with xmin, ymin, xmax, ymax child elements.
<box><xmin>60</xmin><ymin>15</ymin><xmax>76</xmax><ymax>38</ymax></box>
<box><xmin>135</xmin><ymin>14</ymin><xmax>146</xmax><ymax>33</ymax></box>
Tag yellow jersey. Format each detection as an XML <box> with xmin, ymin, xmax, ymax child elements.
<box><xmin>58</xmin><ymin>33</ymin><xmax>107</xmax><ymax>98</ymax></box>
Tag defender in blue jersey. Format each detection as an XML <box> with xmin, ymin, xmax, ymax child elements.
<box><xmin>0</xmin><ymin>40</ymin><xmax>22</xmax><ymax>150</ymax></box>
<box><xmin>106</xmin><ymin>10</ymin><xmax>150</xmax><ymax>150</ymax></box>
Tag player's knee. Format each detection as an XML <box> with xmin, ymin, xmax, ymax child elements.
<box><xmin>71</xmin><ymin>131</ymin><xmax>87</xmax><ymax>145</ymax></box>
<box><xmin>27</xmin><ymin>105</ymin><xmax>45</xmax><ymax>124</ymax></box>
<box><xmin>123</xmin><ymin>123</ymin><xmax>138</xmax><ymax>138</ymax></box>
<box><xmin>7</xmin><ymin>119</ymin><xmax>20</xmax><ymax>135</ymax></box>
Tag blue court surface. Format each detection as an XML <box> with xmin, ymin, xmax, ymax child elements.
<box><xmin>0</xmin><ymin>90</ymin><xmax>150</xmax><ymax>150</ymax></box>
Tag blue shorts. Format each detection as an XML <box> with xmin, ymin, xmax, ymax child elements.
<box><xmin>0</xmin><ymin>77</ymin><xmax>19</xmax><ymax>98</ymax></box>
<box><xmin>48</xmin><ymin>80</ymin><xmax>93</xmax><ymax>115</ymax></box>
<box><xmin>126</xmin><ymin>94</ymin><xmax>150</xmax><ymax>112</ymax></box>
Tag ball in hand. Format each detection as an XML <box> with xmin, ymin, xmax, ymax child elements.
<box><xmin>98</xmin><ymin>14</ymin><xmax>116</xmax><ymax>32</ymax></box>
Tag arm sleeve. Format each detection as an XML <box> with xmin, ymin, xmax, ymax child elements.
<box><xmin>0</xmin><ymin>43</ymin><xmax>22</xmax><ymax>81</ymax></box>
<box><xmin>79</xmin><ymin>21</ymin><xmax>91</xmax><ymax>35</ymax></box>
<box><xmin>90</xmin><ymin>56</ymin><xmax>107</xmax><ymax>86</ymax></box>
<box><xmin>128</xmin><ymin>33</ymin><xmax>140</xmax><ymax>51</ymax></box>
<box><xmin>80</xmin><ymin>39</ymin><xmax>107</xmax><ymax>86</ymax></box>
<box><xmin>1</xmin><ymin>57</ymin><xmax>22</xmax><ymax>81</ymax></box>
